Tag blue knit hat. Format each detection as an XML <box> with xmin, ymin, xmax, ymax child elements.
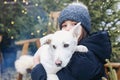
<box><xmin>58</xmin><ymin>3</ymin><xmax>91</xmax><ymax>34</ymax></box>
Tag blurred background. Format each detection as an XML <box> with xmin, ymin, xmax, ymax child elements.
<box><xmin>0</xmin><ymin>0</ymin><xmax>120</xmax><ymax>80</ymax></box>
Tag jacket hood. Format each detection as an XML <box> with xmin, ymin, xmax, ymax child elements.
<box><xmin>79</xmin><ymin>31</ymin><xmax>112</xmax><ymax>63</ymax></box>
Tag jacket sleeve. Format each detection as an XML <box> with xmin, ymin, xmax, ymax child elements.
<box><xmin>57</xmin><ymin>51</ymin><xmax>105</xmax><ymax>80</ymax></box>
<box><xmin>80</xmin><ymin>31</ymin><xmax>111</xmax><ymax>63</ymax></box>
<box><xmin>31</xmin><ymin>64</ymin><xmax>47</xmax><ymax>80</ymax></box>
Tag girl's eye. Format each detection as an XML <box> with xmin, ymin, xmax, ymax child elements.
<box><xmin>52</xmin><ymin>45</ymin><xmax>56</xmax><ymax>49</ymax></box>
<box><xmin>62</xmin><ymin>24</ymin><xmax>67</xmax><ymax>28</ymax></box>
<box><xmin>63</xmin><ymin>44</ymin><xmax>69</xmax><ymax>48</ymax></box>
<box><xmin>72</xmin><ymin>22</ymin><xmax>77</xmax><ymax>26</ymax></box>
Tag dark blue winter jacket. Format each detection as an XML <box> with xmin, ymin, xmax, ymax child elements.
<box><xmin>31</xmin><ymin>31</ymin><xmax>111</xmax><ymax>80</ymax></box>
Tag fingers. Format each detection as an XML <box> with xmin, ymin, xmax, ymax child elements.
<box><xmin>33</xmin><ymin>53</ymin><xmax>40</xmax><ymax>67</ymax></box>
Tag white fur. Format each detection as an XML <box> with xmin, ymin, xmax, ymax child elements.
<box><xmin>35</xmin><ymin>23</ymin><xmax>88</xmax><ymax>80</ymax></box>
<box><xmin>15</xmin><ymin>55</ymin><xmax>33</xmax><ymax>74</ymax></box>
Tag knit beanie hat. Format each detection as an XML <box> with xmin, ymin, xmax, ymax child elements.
<box><xmin>58</xmin><ymin>3</ymin><xmax>91</xmax><ymax>34</ymax></box>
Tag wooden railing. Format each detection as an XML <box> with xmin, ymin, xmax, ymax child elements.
<box><xmin>15</xmin><ymin>38</ymin><xmax>40</xmax><ymax>55</ymax></box>
<box><xmin>0</xmin><ymin>35</ymin><xmax>3</xmax><ymax>64</ymax></box>
<box><xmin>15</xmin><ymin>38</ymin><xmax>40</xmax><ymax>80</ymax></box>
<box><xmin>104</xmin><ymin>62</ymin><xmax>120</xmax><ymax>80</ymax></box>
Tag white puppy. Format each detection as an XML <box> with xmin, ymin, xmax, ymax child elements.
<box><xmin>34</xmin><ymin>23</ymin><xmax>88</xmax><ymax>80</ymax></box>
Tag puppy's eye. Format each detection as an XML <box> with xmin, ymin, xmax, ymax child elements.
<box><xmin>52</xmin><ymin>45</ymin><xmax>56</xmax><ymax>49</ymax></box>
<box><xmin>63</xmin><ymin>44</ymin><xmax>69</xmax><ymax>48</ymax></box>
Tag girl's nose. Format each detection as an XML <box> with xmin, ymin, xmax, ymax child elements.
<box><xmin>65</xmin><ymin>25</ymin><xmax>73</xmax><ymax>31</ymax></box>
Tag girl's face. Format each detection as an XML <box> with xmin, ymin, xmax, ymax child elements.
<box><xmin>61</xmin><ymin>20</ymin><xmax>87</xmax><ymax>41</ymax></box>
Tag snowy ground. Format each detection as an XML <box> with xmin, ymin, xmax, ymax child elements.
<box><xmin>1</xmin><ymin>68</ymin><xmax>31</xmax><ymax>80</ymax></box>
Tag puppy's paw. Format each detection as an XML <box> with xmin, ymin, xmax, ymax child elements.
<box><xmin>76</xmin><ymin>45</ymin><xmax>88</xmax><ymax>52</ymax></box>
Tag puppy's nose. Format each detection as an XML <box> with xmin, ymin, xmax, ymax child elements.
<box><xmin>55</xmin><ymin>59</ymin><xmax>62</xmax><ymax>67</ymax></box>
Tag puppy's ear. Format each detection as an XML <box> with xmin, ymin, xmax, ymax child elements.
<box><xmin>45</xmin><ymin>39</ymin><xmax>51</xmax><ymax>44</ymax></box>
<box><xmin>40</xmin><ymin>34</ymin><xmax>53</xmax><ymax>45</ymax></box>
<box><xmin>70</xmin><ymin>22</ymin><xmax>82</xmax><ymax>39</ymax></box>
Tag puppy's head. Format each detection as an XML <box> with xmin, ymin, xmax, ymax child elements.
<box><xmin>50</xmin><ymin>23</ymin><xmax>82</xmax><ymax>67</ymax></box>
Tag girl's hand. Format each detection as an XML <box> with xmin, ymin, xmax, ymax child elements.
<box><xmin>33</xmin><ymin>52</ymin><xmax>40</xmax><ymax>67</ymax></box>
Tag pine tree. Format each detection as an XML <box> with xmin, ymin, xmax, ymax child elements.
<box><xmin>77</xmin><ymin>0</ymin><xmax>120</xmax><ymax>61</ymax></box>
<box><xmin>0</xmin><ymin>0</ymin><xmax>48</xmax><ymax>41</ymax></box>
<box><xmin>0</xmin><ymin>0</ymin><xmax>23</xmax><ymax>39</ymax></box>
